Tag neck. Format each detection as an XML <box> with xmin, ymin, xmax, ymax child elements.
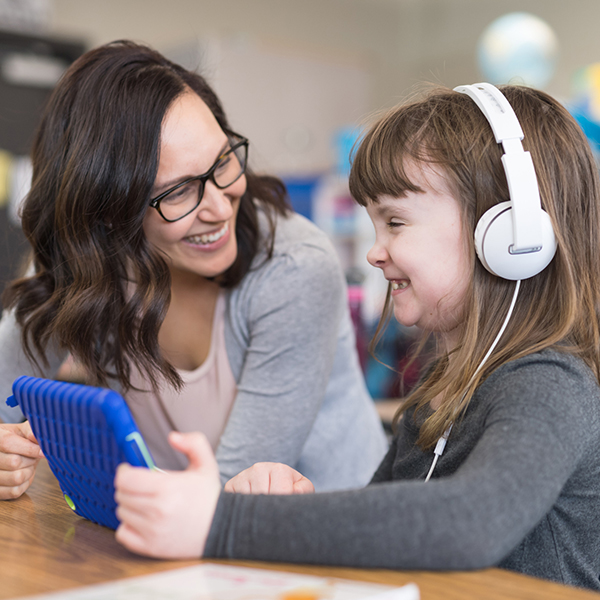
<box><xmin>438</xmin><ymin>328</ymin><xmax>461</xmax><ymax>355</ymax></box>
<box><xmin>169</xmin><ymin>269</ymin><xmax>219</xmax><ymax>298</ymax></box>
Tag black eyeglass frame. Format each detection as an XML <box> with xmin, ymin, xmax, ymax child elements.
<box><xmin>149</xmin><ymin>133</ymin><xmax>249</xmax><ymax>223</ymax></box>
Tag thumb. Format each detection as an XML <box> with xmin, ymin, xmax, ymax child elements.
<box><xmin>16</xmin><ymin>421</ymin><xmax>35</xmax><ymax>440</ymax></box>
<box><xmin>25</xmin><ymin>429</ymin><xmax>40</xmax><ymax>446</ymax></box>
<box><xmin>168</xmin><ymin>431</ymin><xmax>219</xmax><ymax>475</ymax></box>
<box><xmin>18</xmin><ymin>422</ymin><xmax>43</xmax><ymax>455</ymax></box>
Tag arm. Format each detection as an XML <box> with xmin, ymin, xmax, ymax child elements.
<box><xmin>116</xmin><ymin>398</ymin><xmax>578</xmax><ymax>565</ymax></box>
<box><xmin>216</xmin><ymin>244</ymin><xmax>344</xmax><ymax>483</ymax></box>
<box><xmin>205</xmin><ymin>356</ymin><xmax>600</xmax><ymax>570</ymax></box>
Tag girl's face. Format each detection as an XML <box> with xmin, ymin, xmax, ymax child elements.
<box><xmin>143</xmin><ymin>91</ymin><xmax>246</xmax><ymax>280</ymax></box>
<box><xmin>366</xmin><ymin>160</ymin><xmax>471</xmax><ymax>350</ymax></box>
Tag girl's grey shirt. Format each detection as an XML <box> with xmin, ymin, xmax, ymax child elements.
<box><xmin>205</xmin><ymin>350</ymin><xmax>600</xmax><ymax>591</ymax></box>
<box><xmin>0</xmin><ymin>210</ymin><xmax>387</xmax><ymax>491</ymax></box>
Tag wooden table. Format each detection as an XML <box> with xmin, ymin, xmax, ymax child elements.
<box><xmin>1</xmin><ymin>460</ymin><xmax>598</xmax><ymax>599</ymax></box>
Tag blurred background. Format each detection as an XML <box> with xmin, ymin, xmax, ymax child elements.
<box><xmin>1</xmin><ymin>0</ymin><xmax>599</xmax><ymax>400</ymax></box>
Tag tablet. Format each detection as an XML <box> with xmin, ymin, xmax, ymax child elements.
<box><xmin>6</xmin><ymin>375</ymin><xmax>156</xmax><ymax>530</ymax></box>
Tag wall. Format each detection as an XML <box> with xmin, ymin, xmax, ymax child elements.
<box><xmin>49</xmin><ymin>0</ymin><xmax>600</xmax><ymax>109</ymax></box>
<box><xmin>42</xmin><ymin>0</ymin><xmax>600</xmax><ymax>176</ymax></box>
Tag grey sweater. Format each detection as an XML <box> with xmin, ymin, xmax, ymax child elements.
<box><xmin>0</xmin><ymin>210</ymin><xmax>387</xmax><ymax>491</ymax></box>
<box><xmin>205</xmin><ymin>350</ymin><xmax>600</xmax><ymax>591</ymax></box>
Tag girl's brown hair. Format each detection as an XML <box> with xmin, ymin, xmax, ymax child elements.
<box><xmin>3</xmin><ymin>40</ymin><xmax>289</xmax><ymax>393</ymax></box>
<box><xmin>350</xmin><ymin>85</ymin><xmax>600</xmax><ymax>449</ymax></box>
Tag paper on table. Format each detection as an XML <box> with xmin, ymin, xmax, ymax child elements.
<box><xmin>19</xmin><ymin>563</ymin><xmax>420</xmax><ymax>600</ymax></box>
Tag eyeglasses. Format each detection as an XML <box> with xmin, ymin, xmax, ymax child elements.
<box><xmin>149</xmin><ymin>133</ymin><xmax>249</xmax><ymax>222</ymax></box>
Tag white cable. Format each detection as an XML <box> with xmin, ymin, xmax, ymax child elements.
<box><xmin>472</xmin><ymin>279</ymin><xmax>521</xmax><ymax>380</ymax></box>
<box><xmin>424</xmin><ymin>279</ymin><xmax>521</xmax><ymax>481</ymax></box>
<box><xmin>425</xmin><ymin>424</ymin><xmax>452</xmax><ymax>482</ymax></box>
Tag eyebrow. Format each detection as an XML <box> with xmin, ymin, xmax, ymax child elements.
<box><xmin>152</xmin><ymin>139</ymin><xmax>231</xmax><ymax>196</ymax></box>
<box><xmin>372</xmin><ymin>197</ymin><xmax>413</xmax><ymax>216</ymax></box>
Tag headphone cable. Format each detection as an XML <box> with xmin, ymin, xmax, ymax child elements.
<box><xmin>424</xmin><ymin>279</ymin><xmax>522</xmax><ymax>482</ymax></box>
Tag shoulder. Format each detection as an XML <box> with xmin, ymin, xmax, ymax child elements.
<box><xmin>257</xmin><ymin>207</ymin><xmax>339</xmax><ymax>263</ymax></box>
<box><xmin>485</xmin><ymin>349</ymin><xmax>598</xmax><ymax>397</ymax></box>
<box><xmin>243</xmin><ymin>207</ymin><xmax>345</xmax><ymax>291</ymax></box>
<box><xmin>479</xmin><ymin>349</ymin><xmax>600</xmax><ymax>429</ymax></box>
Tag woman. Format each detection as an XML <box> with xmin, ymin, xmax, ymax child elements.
<box><xmin>0</xmin><ymin>40</ymin><xmax>386</xmax><ymax>499</ymax></box>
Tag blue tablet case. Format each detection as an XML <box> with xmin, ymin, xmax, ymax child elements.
<box><xmin>6</xmin><ymin>376</ymin><xmax>155</xmax><ymax>530</ymax></box>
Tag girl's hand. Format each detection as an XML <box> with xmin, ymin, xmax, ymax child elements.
<box><xmin>224</xmin><ymin>462</ymin><xmax>315</xmax><ymax>495</ymax></box>
<box><xmin>114</xmin><ymin>431</ymin><xmax>221</xmax><ymax>559</ymax></box>
<box><xmin>0</xmin><ymin>421</ymin><xmax>43</xmax><ymax>500</ymax></box>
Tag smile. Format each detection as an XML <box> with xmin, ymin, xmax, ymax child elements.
<box><xmin>391</xmin><ymin>280</ymin><xmax>408</xmax><ymax>290</ymax></box>
<box><xmin>185</xmin><ymin>222</ymin><xmax>229</xmax><ymax>245</ymax></box>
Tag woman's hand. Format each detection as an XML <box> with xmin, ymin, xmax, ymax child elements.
<box><xmin>0</xmin><ymin>421</ymin><xmax>43</xmax><ymax>500</ymax></box>
<box><xmin>224</xmin><ymin>462</ymin><xmax>315</xmax><ymax>495</ymax></box>
<box><xmin>114</xmin><ymin>431</ymin><xmax>221</xmax><ymax>559</ymax></box>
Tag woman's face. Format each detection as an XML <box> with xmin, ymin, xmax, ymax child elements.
<box><xmin>143</xmin><ymin>91</ymin><xmax>246</xmax><ymax>280</ymax></box>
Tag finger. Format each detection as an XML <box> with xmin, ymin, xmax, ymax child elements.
<box><xmin>0</xmin><ymin>452</ymin><xmax>39</xmax><ymax>472</ymax></box>
<box><xmin>115</xmin><ymin>522</ymin><xmax>154</xmax><ymax>557</ymax></box>
<box><xmin>168</xmin><ymin>432</ymin><xmax>219</xmax><ymax>476</ymax></box>
<box><xmin>115</xmin><ymin>463</ymin><xmax>165</xmax><ymax>496</ymax></box>
<box><xmin>0</xmin><ymin>470</ymin><xmax>36</xmax><ymax>500</ymax></box>
<box><xmin>0</xmin><ymin>463</ymin><xmax>37</xmax><ymax>487</ymax></box>
<box><xmin>115</xmin><ymin>489</ymin><xmax>156</xmax><ymax>514</ymax></box>
<box><xmin>115</xmin><ymin>501</ymin><xmax>158</xmax><ymax>533</ymax></box>
<box><xmin>12</xmin><ymin>421</ymin><xmax>33</xmax><ymax>437</ymax></box>
<box><xmin>293</xmin><ymin>476</ymin><xmax>315</xmax><ymax>494</ymax></box>
<box><xmin>26</xmin><ymin>430</ymin><xmax>40</xmax><ymax>446</ymax></box>
<box><xmin>224</xmin><ymin>476</ymin><xmax>251</xmax><ymax>494</ymax></box>
<box><xmin>18</xmin><ymin>422</ymin><xmax>43</xmax><ymax>454</ymax></box>
<box><xmin>0</xmin><ymin>433</ymin><xmax>42</xmax><ymax>460</ymax></box>
<box><xmin>17</xmin><ymin>421</ymin><xmax>35</xmax><ymax>439</ymax></box>
<box><xmin>267</xmin><ymin>469</ymin><xmax>296</xmax><ymax>495</ymax></box>
<box><xmin>115</xmin><ymin>485</ymin><xmax>168</xmax><ymax>518</ymax></box>
<box><xmin>249</xmin><ymin>472</ymin><xmax>271</xmax><ymax>494</ymax></box>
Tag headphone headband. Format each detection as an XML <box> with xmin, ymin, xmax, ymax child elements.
<box><xmin>453</xmin><ymin>83</ymin><xmax>556</xmax><ymax>280</ymax></box>
<box><xmin>454</xmin><ymin>83</ymin><xmax>524</xmax><ymax>144</ymax></box>
<box><xmin>454</xmin><ymin>83</ymin><xmax>543</xmax><ymax>253</ymax></box>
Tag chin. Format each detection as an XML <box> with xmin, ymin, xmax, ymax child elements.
<box><xmin>393</xmin><ymin>308</ymin><xmax>417</xmax><ymax>329</ymax></box>
<box><xmin>184</xmin><ymin>244</ymin><xmax>238</xmax><ymax>279</ymax></box>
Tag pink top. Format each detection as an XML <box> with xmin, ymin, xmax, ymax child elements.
<box><xmin>125</xmin><ymin>292</ymin><xmax>237</xmax><ymax>470</ymax></box>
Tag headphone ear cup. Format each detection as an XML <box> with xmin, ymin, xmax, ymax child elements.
<box><xmin>474</xmin><ymin>201</ymin><xmax>557</xmax><ymax>280</ymax></box>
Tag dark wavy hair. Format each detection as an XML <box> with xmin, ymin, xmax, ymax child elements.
<box><xmin>3</xmin><ymin>40</ymin><xmax>289</xmax><ymax>393</ymax></box>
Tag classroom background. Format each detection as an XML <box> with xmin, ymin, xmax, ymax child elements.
<box><xmin>1</xmin><ymin>0</ymin><xmax>599</xmax><ymax>400</ymax></box>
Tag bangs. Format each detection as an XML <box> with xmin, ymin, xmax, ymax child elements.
<box><xmin>349</xmin><ymin>107</ymin><xmax>434</xmax><ymax>206</ymax></box>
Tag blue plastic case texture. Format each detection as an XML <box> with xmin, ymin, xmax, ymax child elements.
<box><xmin>7</xmin><ymin>376</ymin><xmax>155</xmax><ymax>529</ymax></box>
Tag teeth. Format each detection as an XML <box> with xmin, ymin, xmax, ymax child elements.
<box><xmin>391</xmin><ymin>281</ymin><xmax>408</xmax><ymax>290</ymax></box>
<box><xmin>187</xmin><ymin>222</ymin><xmax>228</xmax><ymax>245</ymax></box>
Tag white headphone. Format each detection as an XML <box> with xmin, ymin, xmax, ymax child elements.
<box><xmin>454</xmin><ymin>83</ymin><xmax>557</xmax><ymax>281</ymax></box>
<box><xmin>425</xmin><ymin>84</ymin><xmax>558</xmax><ymax>481</ymax></box>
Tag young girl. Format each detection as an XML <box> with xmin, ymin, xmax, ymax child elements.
<box><xmin>0</xmin><ymin>40</ymin><xmax>386</xmax><ymax>499</ymax></box>
<box><xmin>114</xmin><ymin>83</ymin><xmax>600</xmax><ymax>591</ymax></box>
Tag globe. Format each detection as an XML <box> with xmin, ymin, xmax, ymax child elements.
<box><xmin>477</xmin><ymin>12</ymin><xmax>559</xmax><ymax>89</ymax></box>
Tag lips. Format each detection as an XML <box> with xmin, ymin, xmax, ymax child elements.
<box><xmin>185</xmin><ymin>222</ymin><xmax>228</xmax><ymax>245</ymax></box>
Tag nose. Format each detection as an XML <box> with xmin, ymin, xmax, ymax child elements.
<box><xmin>367</xmin><ymin>240</ymin><xmax>388</xmax><ymax>269</ymax></box>
<box><xmin>196</xmin><ymin>180</ymin><xmax>234</xmax><ymax>222</ymax></box>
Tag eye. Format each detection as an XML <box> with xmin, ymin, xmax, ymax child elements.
<box><xmin>215</xmin><ymin>154</ymin><xmax>232</xmax><ymax>174</ymax></box>
<box><xmin>387</xmin><ymin>220</ymin><xmax>404</xmax><ymax>229</ymax></box>
<box><xmin>162</xmin><ymin>181</ymin><xmax>198</xmax><ymax>205</ymax></box>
